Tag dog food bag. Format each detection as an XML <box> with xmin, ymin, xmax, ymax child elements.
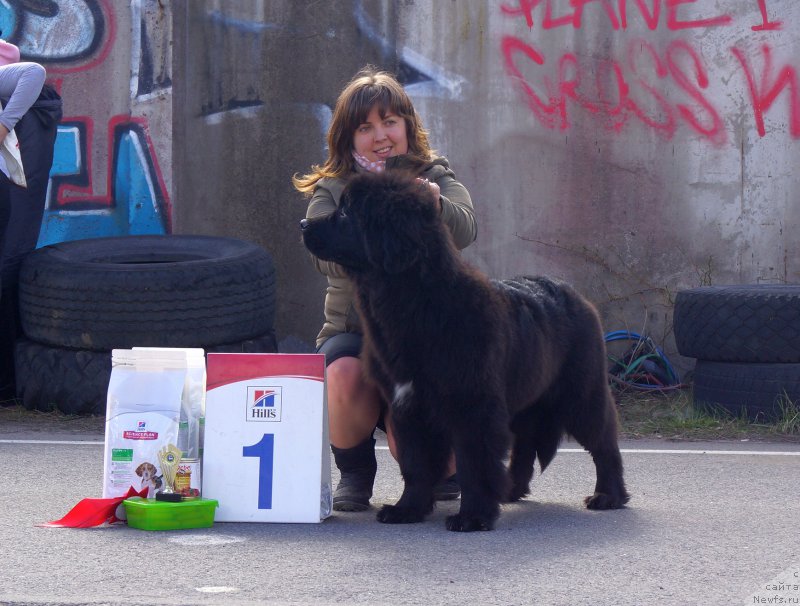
<box><xmin>133</xmin><ymin>347</ymin><xmax>206</xmax><ymax>459</ymax></box>
<box><xmin>102</xmin><ymin>349</ymin><xmax>187</xmax><ymax>499</ymax></box>
<box><xmin>180</xmin><ymin>349</ymin><xmax>206</xmax><ymax>459</ymax></box>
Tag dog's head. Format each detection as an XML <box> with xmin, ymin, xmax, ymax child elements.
<box><xmin>135</xmin><ymin>462</ymin><xmax>157</xmax><ymax>481</ymax></box>
<box><xmin>301</xmin><ymin>171</ymin><xmax>440</xmax><ymax>275</ymax></box>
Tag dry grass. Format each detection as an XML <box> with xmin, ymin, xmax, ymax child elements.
<box><xmin>614</xmin><ymin>386</ymin><xmax>800</xmax><ymax>443</ymax></box>
<box><xmin>0</xmin><ymin>401</ymin><xmax>105</xmax><ymax>435</ymax></box>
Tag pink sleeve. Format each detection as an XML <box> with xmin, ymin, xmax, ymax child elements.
<box><xmin>0</xmin><ymin>40</ymin><xmax>20</xmax><ymax>66</ymax></box>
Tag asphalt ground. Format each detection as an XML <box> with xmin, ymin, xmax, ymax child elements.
<box><xmin>0</xmin><ymin>421</ymin><xmax>799</xmax><ymax>606</ymax></box>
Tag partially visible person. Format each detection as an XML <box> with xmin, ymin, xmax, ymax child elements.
<box><xmin>293</xmin><ymin>66</ymin><xmax>477</xmax><ymax>511</ymax></box>
<box><xmin>0</xmin><ymin>39</ymin><xmax>63</xmax><ymax>401</ymax></box>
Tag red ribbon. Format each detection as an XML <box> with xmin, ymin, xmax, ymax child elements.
<box><xmin>37</xmin><ymin>486</ymin><xmax>149</xmax><ymax>528</ymax></box>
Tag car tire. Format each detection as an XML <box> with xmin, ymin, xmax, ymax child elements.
<box><xmin>692</xmin><ymin>359</ymin><xmax>800</xmax><ymax>422</ymax></box>
<box><xmin>14</xmin><ymin>339</ymin><xmax>111</xmax><ymax>415</ymax></box>
<box><xmin>674</xmin><ymin>285</ymin><xmax>800</xmax><ymax>363</ymax></box>
<box><xmin>14</xmin><ymin>331</ymin><xmax>279</xmax><ymax>416</ymax></box>
<box><xmin>18</xmin><ymin>235</ymin><xmax>276</xmax><ymax>351</ymax></box>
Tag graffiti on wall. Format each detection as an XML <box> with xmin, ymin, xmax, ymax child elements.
<box><xmin>500</xmin><ymin>0</ymin><xmax>798</xmax><ymax>144</ymax></box>
<box><xmin>199</xmin><ymin>0</ymin><xmax>465</xmax><ymax>129</ymax></box>
<box><xmin>132</xmin><ymin>0</ymin><xmax>171</xmax><ymax>100</ymax></box>
<box><xmin>2</xmin><ymin>0</ymin><xmax>106</xmax><ymax>63</ymax></box>
<box><xmin>1</xmin><ymin>0</ymin><xmax>171</xmax><ymax>246</ymax></box>
<box><xmin>352</xmin><ymin>0</ymin><xmax>466</xmax><ymax>100</ymax></box>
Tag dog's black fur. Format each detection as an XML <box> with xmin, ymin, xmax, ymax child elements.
<box><xmin>301</xmin><ymin>171</ymin><xmax>629</xmax><ymax>531</ymax></box>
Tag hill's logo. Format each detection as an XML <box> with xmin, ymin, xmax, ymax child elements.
<box><xmin>246</xmin><ymin>386</ymin><xmax>282</xmax><ymax>422</ymax></box>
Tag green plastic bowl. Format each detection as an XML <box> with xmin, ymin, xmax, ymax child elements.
<box><xmin>123</xmin><ymin>497</ymin><xmax>219</xmax><ymax>531</ymax></box>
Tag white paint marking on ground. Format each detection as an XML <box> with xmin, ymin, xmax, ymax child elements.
<box><xmin>2</xmin><ymin>440</ymin><xmax>799</xmax><ymax>456</ymax></box>
<box><xmin>375</xmin><ymin>446</ymin><xmax>800</xmax><ymax>456</ymax></box>
<box><xmin>170</xmin><ymin>534</ymin><xmax>246</xmax><ymax>546</ymax></box>
<box><xmin>590</xmin><ymin>448</ymin><xmax>800</xmax><ymax>456</ymax></box>
<box><xmin>195</xmin><ymin>586</ymin><xmax>240</xmax><ymax>594</ymax></box>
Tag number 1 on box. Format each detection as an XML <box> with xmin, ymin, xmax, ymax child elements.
<box><xmin>243</xmin><ymin>434</ymin><xmax>275</xmax><ymax>509</ymax></box>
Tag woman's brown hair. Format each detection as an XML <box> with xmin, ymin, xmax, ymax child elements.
<box><xmin>293</xmin><ymin>65</ymin><xmax>433</xmax><ymax>194</ymax></box>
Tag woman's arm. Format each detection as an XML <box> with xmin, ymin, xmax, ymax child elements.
<box><xmin>0</xmin><ymin>62</ymin><xmax>47</xmax><ymax>143</ymax></box>
<box><xmin>438</xmin><ymin>175</ymin><xmax>476</xmax><ymax>250</ymax></box>
<box><xmin>305</xmin><ymin>184</ymin><xmax>349</xmax><ymax>278</ymax></box>
<box><xmin>417</xmin><ymin>158</ymin><xmax>477</xmax><ymax>250</ymax></box>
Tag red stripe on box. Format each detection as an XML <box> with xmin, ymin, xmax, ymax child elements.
<box><xmin>206</xmin><ymin>353</ymin><xmax>325</xmax><ymax>390</ymax></box>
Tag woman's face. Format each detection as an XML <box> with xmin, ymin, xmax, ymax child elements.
<box><xmin>352</xmin><ymin>105</ymin><xmax>408</xmax><ymax>162</ymax></box>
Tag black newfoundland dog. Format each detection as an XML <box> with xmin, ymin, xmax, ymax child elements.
<box><xmin>301</xmin><ymin>171</ymin><xmax>629</xmax><ymax>532</ymax></box>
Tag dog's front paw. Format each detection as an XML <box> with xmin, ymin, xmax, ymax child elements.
<box><xmin>445</xmin><ymin>512</ymin><xmax>495</xmax><ymax>532</ymax></box>
<box><xmin>584</xmin><ymin>491</ymin><xmax>630</xmax><ymax>510</ymax></box>
<box><xmin>377</xmin><ymin>504</ymin><xmax>427</xmax><ymax>524</ymax></box>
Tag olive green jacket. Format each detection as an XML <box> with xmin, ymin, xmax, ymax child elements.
<box><xmin>305</xmin><ymin>155</ymin><xmax>477</xmax><ymax>347</ymax></box>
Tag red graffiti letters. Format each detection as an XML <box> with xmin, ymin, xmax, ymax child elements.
<box><xmin>752</xmin><ymin>0</ymin><xmax>782</xmax><ymax>31</ymax></box>
<box><xmin>501</xmin><ymin>0</ymin><xmax>798</xmax><ymax>141</ymax></box>
<box><xmin>618</xmin><ymin>0</ymin><xmax>661</xmax><ymax>30</ymax></box>
<box><xmin>733</xmin><ymin>44</ymin><xmax>800</xmax><ymax>137</ymax></box>
<box><xmin>500</xmin><ymin>0</ymin><xmax>736</xmax><ymax>31</ymax></box>
<box><xmin>501</xmin><ymin>36</ymin><xmax>726</xmax><ymax>143</ymax></box>
<box><xmin>664</xmin><ymin>0</ymin><xmax>731</xmax><ymax>30</ymax></box>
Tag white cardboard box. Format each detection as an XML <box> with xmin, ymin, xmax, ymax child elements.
<box><xmin>202</xmin><ymin>353</ymin><xmax>331</xmax><ymax>523</ymax></box>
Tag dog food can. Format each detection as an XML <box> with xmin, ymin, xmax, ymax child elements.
<box><xmin>174</xmin><ymin>458</ymin><xmax>201</xmax><ymax>498</ymax></box>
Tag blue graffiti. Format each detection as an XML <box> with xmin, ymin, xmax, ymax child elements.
<box><xmin>50</xmin><ymin>123</ymin><xmax>80</xmax><ymax>178</ymax></box>
<box><xmin>1</xmin><ymin>0</ymin><xmax>104</xmax><ymax>63</ymax></box>
<box><xmin>38</xmin><ymin>123</ymin><xmax>167</xmax><ymax>246</ymax></box>
<box><xmin>0</xmin><ymin>1</ymin><xmax>16</xmax><ymax>40</ymax></box>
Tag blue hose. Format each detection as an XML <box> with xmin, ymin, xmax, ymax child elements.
<box><xmin>604</xmin><ymin>330</ymin><xmax>682</xmax><ymax>390</ymax></box>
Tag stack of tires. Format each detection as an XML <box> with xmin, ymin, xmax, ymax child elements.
<box><xmin>674</xmin><ymin>285</ymin><xmax>800</xmax><ymax>421</ymax></box>
<box><xmin>14</xmin><ymin>235</ymin><xmax>278</xmax><ymax>416</ymax></box>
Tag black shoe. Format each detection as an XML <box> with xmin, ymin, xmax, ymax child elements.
<box><xmin>331</xmin><ymin>437</ymin><xmax>377</xmax><ymax>512</ymax></box>
<box><xmin>434</xmin><ymin>474</ymin><xmax>460</xmax><ymax>501</ymax></box>
<box><xmin>333</xmin><ymin>471</ymin><xmax>374</xmax><ymax>512</ymax></box>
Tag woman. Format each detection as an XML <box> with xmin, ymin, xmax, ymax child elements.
<box><xmin>294</xmin><ymin>66</ymin><xmax>477</xmax><ymax>511</ymax></box>
<box><xmin>0</xmin><ymin>39</ymin><xmax>62</xmax><ymax>400</ymax></box>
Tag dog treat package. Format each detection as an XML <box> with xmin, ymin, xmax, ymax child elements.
<box><xmin>102</xmin><ymin>349</ymin><xmax>187</xmax><ymax>499</ymax></box>
<box><xmin>133</xmin><ymin>347</ymin><xmax>206</xmax><ymax>459</ymax></box>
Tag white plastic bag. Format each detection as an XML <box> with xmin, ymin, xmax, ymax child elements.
<box><xmin>0</xmin><ymin>100</ymin><xmax>26</xmax><ymax>188</ymax></box>
<box><xmin>133</xmin><ymin>347</ymin><xmax>206</xmax><ymax>458</ymax></box>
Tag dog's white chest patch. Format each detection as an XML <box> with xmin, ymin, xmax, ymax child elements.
<box><xmin>393</xmin><ymin>381</ymin><xmax>414</xmax><ymax>408</ymax></box>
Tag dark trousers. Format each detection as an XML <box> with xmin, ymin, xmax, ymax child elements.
<box><xmin>0</xmin><ymin>105</ymin><xmax>59</xmax><ymax>395</ymax></box>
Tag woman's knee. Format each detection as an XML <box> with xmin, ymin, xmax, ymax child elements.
<box><xmin>326</xmin><ymin>356</ymin><xmax>370</xmax><ymax>404</ymax></box>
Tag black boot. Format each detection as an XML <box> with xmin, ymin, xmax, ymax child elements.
<box><xmin>433</xmin><ymin>474</ymin><xmax>460</xmax><ymax>501</ymax></box>
<box><xmin>331</xmin><ymin>436</ymin><xmax>377</xmax><ymax>512</ymax></box>
<box><xmin>0</xmin><ymin>285</ymin><xmax>20</xmax><ymax>404</ymax></box>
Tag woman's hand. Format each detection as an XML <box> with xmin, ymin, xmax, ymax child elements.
<box><xmin>417</xmin><ymin>177</ymin><xmax>442</xmax><ymax>212</ymax></box>
<box><xmin>0</xmin><ymin>124</ymin><xmax>8</xmax><ymax>147</ymax></box>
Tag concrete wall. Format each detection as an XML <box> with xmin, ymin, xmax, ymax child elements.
<box><xmin>174</xmin><ymin>0</ymin><xmax>800</xmax><ymax>372</ymax></box>
<box><xmin>5</xmin><ymin>0</ymin><xmax>173</xmax><ymax>246</ymax></box>
<box><xmin>24</xmin><ymin>1</ymin><xmax>797</xmax><ymax>375</ymax></box>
